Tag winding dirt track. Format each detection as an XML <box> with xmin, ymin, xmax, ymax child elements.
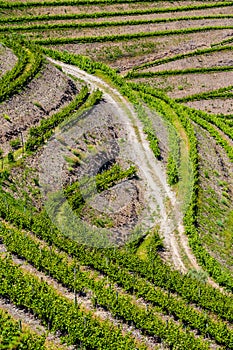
<box><xmin>47</xmin><ymin>58</ymin><xmax>216</xmax><ymax>281</ymax></box>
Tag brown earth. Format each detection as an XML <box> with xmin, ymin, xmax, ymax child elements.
<box><xmin>0</xmin><ymin>43</ymin><xmax>18</xmax><ymax>77</ymax></box>
<box><xmin>0</xmin><ymin>61</ymin><xmax>80</xmax><ymax>153</ymax></box>
<box><xmin>195</xmin><ymin>123</ymin><xmax>233</xmax><ymax>272</ymax></box>
<box><xmin>24</xmin><ymin>18</ymin><xmax>233</xmax><ymax>40</ymax></box>
<box><xmin>185</xmin><ymin>98</ymin><xmax>233</xmax><ymax>115</ymax></box>
<box><xmin>52</xmin><ymin>29</ymin><xmax>233</xmax><ymax>72</ymax></box>
<box><xmin>5</xmin><ymin>6</ymin><xmax>233</xmax><ymax>27</ymax></box>
<box><xmin>1</xmin><ymin>1</ymin><xmax>216</xmax><ymax>17</ymax></box>
<box><xmin>142</xmin><ymin>49</ymin><xmax>233</xmax><ymax>73</ymax></box>
<box><xmin>132</xmin><ymin>70</ymin><xmax>233</xmax><ymax>100</ymax></box>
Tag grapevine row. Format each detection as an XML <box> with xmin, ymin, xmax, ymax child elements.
<box><xmin>185</xmin><ymin>107</ymin><xmax>233</xmax><ymax>142</ymax></box>
<box><xmin>0</xmin><ymin>37</ymin><xmax>44</xmax><ymax>103</ymax></box>
<box><xmin>0</xmin><ymin>256</ymin><xmax>145</xmax><ymax>350</ymax></box>
<box><xmin>187</xmin><ymin>108</ymin><xmax>233</xmax><ymax>161</ymax></box>
<box><xmin>129</xmin><ymin>83</ymin><xmax>233</xmax><ymax>289</ymax></box>
<box><xmin>1</xmin><ymin>186</ymin><xmax>233</xmax><ymax>322</ymax></box>
<box><xmin>25</xmin><ymin>85</ymin><xmax>90</xmax><ymax>152</ymax></box>
<box><xmin>34</xmin><ymin>25</ymin><xmax>233</xmax><ymax>45</ymax></box>
<box><xmin>1</xmin><ymin>222</ymin><xmax>233</xmax><ymax>348</ymax></box>
<box><xmin>131</xmin><ymin>45</ymin><xmax>233</xmax><ymax>72</ymax></box>
<box><xmin>175</xmin><ymin>84</ymin><xmax>233</xmax><ymax>103</ymax></box>
<box><xmin>2</xmin><ymin>3</ymin><xmax>233</xmax><ymax>25</ymax></box>
<box><xmin>0</xmin><ymin>0</ymin><xmax>231</xmax><ymax>9</ymax></box>
<box><xmin>2</xmin><ymin>14</ymin><xmax>233</xmax><ymax>33</ymax></box>
<box><xmin>0</xmin><ymin>308</ymin><xmax>46</xmax><ymax>350</ymax></box>
<box><xmin>127</xmin><ymin>65</ymin><xmax>233</xmax><ymax>79</ymax></box>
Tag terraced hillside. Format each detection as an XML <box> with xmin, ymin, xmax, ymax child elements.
<box><xmin>0</xmin><ymin>1</ymin><xmax>233</xmax><ymax>349</ymax></box>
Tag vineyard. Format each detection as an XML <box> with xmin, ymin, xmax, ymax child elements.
<box><xmin>0</xmin><ymin>0</ymin><xmax>233</xmax><ymax>349</ymax></box>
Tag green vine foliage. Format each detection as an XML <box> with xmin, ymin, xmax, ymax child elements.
<box><xmin>34</xmin><ymin>25</ymin><xmax>233</xmax><ymax>46</ymax></box>
<box><xmin>1</xmin><ymin>188</ymin><xmax>233</xmax><ymax>322</ymax></box>
<box><xmin>0</xmin><ymin>0</ymin><xmax>231</xmax><ymax>10</ymax></box>
<box><xmin>166</xmin><ymin>154</ymin><xmax>179</xmax><ymax>185</ymax></box>
<box><xmin>25</xmin><ymin>85</ymin><xmax>89</xmax><ymax>152</ymax></box>
<box><xmin>0</xmin><ymin>256</ymin><xmax>145</xmax><ymax>350</ymax></box>
<box><xmin>0</xmin><ymin>308</ymin><xmax>46</xmax><ymax>350</ymax></box>
<box><xmin>1</xmin><ymin>222</ymin><xmax>233</xmax><ymax>348</ymax></box>
<box><xmin>0</xmin><ymin>36</ymin><xmax>44</xmax><ymax>103</ymax></box>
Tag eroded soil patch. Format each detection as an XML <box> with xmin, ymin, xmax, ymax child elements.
<box><xmin>132</xmin><ymin>70</ymin><xmax>233</xmax><ymax>100</ymax></box>
<box><xmin>195</xmin><ymin>123</ymin><xmax>233</xmax><ymax>272</ymax></box>
<box><xmin>51</xmin><ymin>29</ymin><xmax>232</xmax><ymax>72</ymax></box>
<box><xmin>0</xmin><ymin>43</ymin><xmax>18</xmax><ymax>78</ymax></box>
<box><xmin>0</xmin><ymin>62</ymin><xmax>80</xmax><ymax>152</ymax></box>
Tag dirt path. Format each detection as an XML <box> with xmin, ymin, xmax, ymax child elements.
<box><xmin>46</xmin><ymin>58</ymin><xmax>222</xmax><ymax>285</ymax></box>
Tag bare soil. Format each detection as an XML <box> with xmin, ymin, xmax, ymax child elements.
<box><xmin>47</xmin><ymin>58</ymin><xmax>206</xmax><ymax>273</ymax></box>
<box><xmin>0</xmin><ymin>43</ymin><xmax>18</xmax><ymax>77</ymax></box>
<box><xmin>52</xmin><ymin>29</ymin><xmax>233</xmax><ymax>72</ymax></box>
<box><xmin>194</xmin><ymin>123</ymin><xmax>233</xmax><ymax>272</ymax></box>
<box><xmin>185</xmin><ymin>98</ymin><xmax>233</xmax><ymax>115</ymax></box>
<box><xmin>2</xmin><ymin>1</ymin><xmax>216</xmax><ymax>17</ymax></box>
<box><xmin>0</xmin><ymin>61</ymin><xmax>80</xmax><ymax>153</ymax></box>
<box><xmin>132</xmin><ymin>70</ymin><xmax>233</xmax><ymax>100</ymax></box>
<box><xmin>57</xmin><ymin>105</ymin><xmax>146</xmax><ymax>245</ymax></box>
<box><xmin>26</xmin><ymin>18</ymin><xmax>233</xmax><ymax>40</ymax></box>
<box><xmin>142</xmin><ymin>48</ymin><xmax>233</xmax><ymax>73</ymax></box>
<box><xmin>5</xmin><ymin>6</ymin><xmax>233</xmax><ymax>28</ymax></box>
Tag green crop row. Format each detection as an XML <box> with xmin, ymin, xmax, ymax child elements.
<box><xmin>166</xmin><ymin>153</ymin><xmax>179</xmax><ymax>185</ymax></box>
<box><xmin>211</xmin><ymin>35</ymin><xmax>233</xmax><ymax>47</ymax></box>
<box><xmin>34</xmin><ymin>25</ymin><xmax>233</xmax><ymax>46</ymax></box>
<box><xmin>0</xmin><ymin>256</ymin><xmax>145</xmax><ymax>350</ymax></box>
<box><xmin>185</xmin><ymin>106</ymin><xmax>233</xmax><ymax>142</ymax></box>
<box><xmin>175</xmin><ymin>85</ymin><xmax>233</xmax><ymax>103</ymax></box>
<box><xmin>0</xmin><ymin>0</ymin><xmax>231</xmax><ymax>9</ymax></box>
<box><xmin>35</xmin><ymin>47</ymin><xmax>233</xmax><ymax>301</ymax></box>
<box><xmin>0</xmin><ymin>308</ymin><xmax>46</xmax><ymax>350</ymax></box>
<box><xmin>0</xmin><ymin>224</ymin><xmax>217</xmax><ymax>349</ymax></box>
<box><xmin>187</xmin><ymin>108</ymin><xmax>233</xmax><ymax>161</ymax></box>
<box><xmin>1</xmin><ymin>3</ymin><xmax>233</xmax><ymax>25</ymax></box>
<box><xmin>129</xmin><ymin>83</ymin><xmax>233</xmax><ymax>291</ymax></box>
<box><xmin>185</xmin><ymin>91</ymin><xmax>233</xmax><ymax>101</ymax></box>
<box><xmin>127</xmin><ymin>65</ymin><xmax>233</xmax><ymax>79</ymax></box>
<box><xmin>65</xmin><ymin>163</ymin><xmax>137</xmax><ymax>209</ymax></box>
<box><xmin>2</xmin><ymin>14</ymin><xmax>233</xmax><ymax>34</ymax></box>
<box><xmin>0</xmin><ymin>39</ymin><xmax>28</xmax><ymax>102</ymax></box>
<box><xmin>134</xmin><ymin>103</ymin><xmax>161</xmax><ymax>159</ymax></box>
<box><xmin>0</xmin><ymin>36</ymin><xmax>43</xmax><ymax>103</ymax></box>
<box><xmin>1</xmin><ymin>184</ymin><xmax>233</xmax><ymax>323</ymax></box>
<box><xmin>132</xmin><ymin>45</ymin><xmax>233</xmax><ymax>72</ymax></box>
<box><xmin>217</xmin><ymin>113</ymin><xmax>233</xmax><ymax>120</ymax></box>
<box><xmin>25</xmin><ymin>86</ymin><xmax>100</xmax><ymax>152</ymax></box>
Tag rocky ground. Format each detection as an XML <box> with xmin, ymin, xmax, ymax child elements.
<box><xmin>0</xmin><ymin>60</ymin><xmax>81</xmax><ymax>153</ymax></box>
<box><xmin>53</xmin><ymin>29</ymin><xmax>233</xmax><ymax>72</ymax></box>
<box><xmin>195</xmin><ymin>123</ymin><xmax>233</xmax><ymax>271</ymax></box>
<box><xmin>0</xmin><ymin>43</ymin><xmax>18</xmax><ymax>78</ymax></box>
<box><xmin>143</xmin><ymin>49</ymin><xmax>233</xmax><ymax>73</ymax></box>
<box><xmin>134</xmin><ymin>70</ymin><xmax>233</xmax><ymax>100</ymax></box>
